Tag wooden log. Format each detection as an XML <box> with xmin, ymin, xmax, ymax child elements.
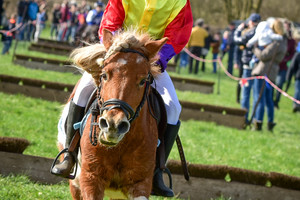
<box><xmin>167</xmin><ymin>63</ymin><xmax>176</xmax><ymax>72</ymax></box>
<box><xmin>171</xmin><ymin>76</ymin><xmax>214</xmax><ymax>94</ymax></box>
<box><xmin>170</xmin><ymin>174</ymin><xmax>300</xmax><ymax>200</ymax></box>
<box><xmin>30</xmin><ymin>42</ymin><xmax>74</xmax><ymax>51</ymax></box>
<box><xmin>28</xmin><ymin>42</ymin><xmax>74</xmax><ymax>56</ymax></box>
<box><xmin>37</xmin><ymin>38</ymin><xmax>72</xmax><ymax>47</ymax></box>
<box><xmin>13</xmin><ymin>54</ymin><xmax>80</xmax><ymax>74</ymax></box>
<box><xmin>0</xmin><ymin>137</ymin><xmax>30</xmax><ymax>154</ymax></box>
<box><xmin>0</xmin><ymin>151</ymin><xmax>65</xmax><ymax>184</ymax></box>
<box><xmin>0</xmin><ymin>75</ymin><xmax>72</xmax><ymax>103</ymax></box>
<box><xmin>179</xmin><ymin>101</ymin><xmax>247</xmax><ymax>129</ymax></box>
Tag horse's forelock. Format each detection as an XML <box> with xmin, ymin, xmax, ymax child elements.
<box><xmin>106</xmin><ymin>31</ymin><xmax>162</xmax><ymax>77</ymax></box>
<box><xmin>71</xmin><ymin>31</ymin><xmax>161</xmax><ymax>85</ymax></box>
<box><xmin>71</xmin><ymin>44</ymin><xmax>106</xmax><ymax>85</ymax></box>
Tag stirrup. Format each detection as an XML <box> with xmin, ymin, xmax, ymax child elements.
<box><xmin>50</xmin><ymin>148</ymin><xmax>78</xmax><ymax>179</ymax></box>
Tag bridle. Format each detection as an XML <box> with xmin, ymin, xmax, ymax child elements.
<box><xmin>89</xmin><ymin>48</ymin><xmax>152</xmax><ymax>145</ymax></box>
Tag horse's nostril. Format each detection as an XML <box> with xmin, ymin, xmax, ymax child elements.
<box><xmin>118</xmin><ymin>121</ymin><xmax>130</xmax><ymax>135</ymax></box>
<box><xmin>99</xmin><ymin>118</ymin><xmax>108</xmax><ymax>130</ymax></box>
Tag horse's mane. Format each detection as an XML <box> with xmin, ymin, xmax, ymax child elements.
<box><xmin>71</xmin><ymin>30</ymin><xmax>162</xmax><ymax>86</ymax></box>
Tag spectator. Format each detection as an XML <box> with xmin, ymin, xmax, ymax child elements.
<box><xmin>220</xmin><ymin>30</ymin><xmax>229</xmax><ymax>59</ymax></box>
<box><xmin>81</xmin><ymin>1</ymin><xmax>104</xmax><ymax>43</ymax></box>
<box><xmin>25</xmin><ymin>0</ymin><xmax>39</xmax><ymax>41</ymax></box>
<box><xmin>188</xmin><ymin>18</ymin><xmax>208</xmax><ymax>74</ymax></box>
<box><xmin>1</xmin><ymin>13</ymin><xmax>16</xmax><ymax>54</ymax></box>
<box><xmin>57</xmin><ymin>0</ymin><xmax>70</xmax><ymax>41</ymax></box>
<box><xmin>296</xmin><ymin>41</ymin><xmax>300</xmax><ymax>52</ymax></box>
<box><xmin>251</xmin><ymin>19</ymin><xmax>287</xmax><ymax>131</ymax></box>
<box><xmin>226</xmin><ymin>21</ymin><xmax>236</xmax><ymax>75</ymax></box>
<box><xmin>34</xmin><ymin>4</ymin><xmax>47</xmax><ymax>42</ymax></box>
<box><xmin>210</xmin><ymin>32</ymin><xmax>221</xmax><ymax>73</ymax></box>
<box><xmin>64</xmin><ymin>2</ymin><xmax>78</xmax><ymax>42</ymax></box>
<box><xmin>286</xmin><ymin>52</ymin><xmax>300</xmax><ymax>112</ymax></box>
<box><xmin>178</xmin><ymin>47</ymin><xmax>189</xmax><ymax>73</ymax></box>
<box><xmin>274</xmin><ymin>20</ymin><xmax>296</xmax><ymax>109</ymax></box>
<box><xmin>233</xmin><ymin>28</ymin><xmax>243</xmax><ymax>103</ymax></box>
<box><xmin>233</xmin><ymin>13</ymin><xmax>261</xmax><ymax>126</ymax></box>
<box><xmin>201</xmin><ymin>25</ymin><xmax>212</xmax><ymax>72</ymax></box>
<box><xmin>16</xmin><ymin>0</ymin><xmax>30</xmax><ymax>40</ymax></box>
<box><xmin>75</xmin><ymin>1</ymin><xmax>89</xmax><ymax>45</ymax></box>
<box><xmin>50</xmin><ymin>3</ymin><xmax>61</xmax><ymax>40</ymax></box>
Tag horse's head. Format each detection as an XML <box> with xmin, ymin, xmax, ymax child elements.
<box><xmin>72</xmin><ymin>29</ymin><xmax>167</xmax><ymax>146</ymax></box>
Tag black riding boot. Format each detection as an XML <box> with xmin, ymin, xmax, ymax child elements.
<box><xmin>152</xmin><ymin>121</ymin><xmax>180</xmax><ymax>197</ymax></box>
<box><xmin>51</xmin><ymin>100</ymin><xmax>85</xmax><ymax>178</ymax></box>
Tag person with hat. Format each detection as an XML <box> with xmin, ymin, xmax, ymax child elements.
<box><xmin>233</xmin><ymin>13</ymin><xmax>261</xmax><ymax>126</ymax></box>
<box><xmin>187</xmin><ymin>18</ymin><xmax>208</xmax><ymax>74</ymax></box>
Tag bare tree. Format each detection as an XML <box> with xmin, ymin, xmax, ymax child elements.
<box><xmin>222</xmin><ymin>0</ymin><xmax>264</xmax><ymax>22</ymax></box>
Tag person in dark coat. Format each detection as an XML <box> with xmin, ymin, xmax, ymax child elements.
<box><xmin>274</xmin><ymin>20</ymin><xmax>296</xmax><ymax>109</ymax></box>
<box><xmin>233</xmin><ymin>13</ymin><xmax>261</xmax><ymax>126</ymax></box>
<box><xmin>286</xmin><ymin>52</ymin><xmax>300</xmax><ymax>112</ymax></box>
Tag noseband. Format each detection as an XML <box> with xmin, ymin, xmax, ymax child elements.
<box><xmin>99</xmin><ymin>72</ymin><xmax>151</xmax><ymax>124</ymax></box>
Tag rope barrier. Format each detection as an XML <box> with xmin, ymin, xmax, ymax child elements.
<box><xmin>183</xmin><ymin>47</ymin><xmax>300</xmax><ymax>105</ymax></box>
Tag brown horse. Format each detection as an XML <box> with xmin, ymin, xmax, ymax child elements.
<box><xmin>57</xmin><ymin>29</ymin><xmax>168</xmax><ymax>199</ymax></box>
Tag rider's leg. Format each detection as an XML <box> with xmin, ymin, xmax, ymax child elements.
<box><xmin>151</xmin><ymin>71</ymin><xmax>181</xmax><ymax>197</ymax></box>
<box><xmin>51</xmin><ymin>72</ymin><xmax>95</xmax><ymax>177</ymax></box>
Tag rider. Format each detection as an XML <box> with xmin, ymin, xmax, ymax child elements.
<box><xmin>51</xmin><ymin>0</ymin><xmax>193</xmax><ymax>197</ymax></box>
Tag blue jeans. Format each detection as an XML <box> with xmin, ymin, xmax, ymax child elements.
<box><xmin>274</xmin><ymin>70</ymin><xmax>287</xmax><ymax>104</ymax></box>
<box><xmin>294</xmin><ymin>80</ymin><xmax>300</xmax><ymax>107</ymax></box>
<box><xmin>253</xmin><ymin>79</ymin><xmax>274</xmax><ymax>123</ymax></box>
<box><xmin>212</xmin><ymin>53</ymin><xmax>218</xmax><ymax>73</ymax></box>
<box><xmin>240</xmin><ymin>68</ymin><xmax>253</xmax><ymax>122</ymax></box>
<box><xmin>2</xmin><ymin>40</ymin><xmax>12</xmax><ymax>54</ymax></box>
<box><xmin>180</xmin><ymin>51</ymin><xmax>188</xmax><ymax>68</ymax></box>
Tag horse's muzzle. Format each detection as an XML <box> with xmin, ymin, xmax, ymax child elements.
<box><xmin>98</xmin><ymin>116</ymin><xmax>130</xmax><ymax>146</ymax></box>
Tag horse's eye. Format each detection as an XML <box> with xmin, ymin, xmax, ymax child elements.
<box><xmin>101</xmin><ymin>73</ymin><xmax>108</xmax><ymax>81</ymax></box>
<box><xmin>139</xmin><ymin>79</ymin><xmax>146</xmax><ymax>87</ymax></box>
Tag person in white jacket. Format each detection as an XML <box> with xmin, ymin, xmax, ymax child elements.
<box><xmin>247</xmin><ymin>18</ymin><xmax>283</xmax><ymax>68</ymax></box>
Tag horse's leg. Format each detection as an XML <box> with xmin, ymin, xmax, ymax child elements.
<box><xmin>127</xmin><ymin>177</ymin><xmax>152</xmax><ymax>200</ymax></box>
<box><xmin>80</xmin><ymin>170</ymin><xmax>105</xmax><ymax>200</ymax></box>
<box><xmin>69</xmin><ymin>179</ymin><xmax>82</xmax><ymax>200</ymax></box>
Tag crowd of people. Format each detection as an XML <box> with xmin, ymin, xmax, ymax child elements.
<box><xmin>1</xmin><ymin>1</ymin><xmax>300</xmax><ymax>132</ymax></box>
<box><xmin>181</xmin><ymin>13</ymin><xmax>300</xmax><ymax>131</ymax></box>
<box><xmin>0</xmin><ymin>0</ymin><xmax>105</xmax><ymax>55</ymax></box>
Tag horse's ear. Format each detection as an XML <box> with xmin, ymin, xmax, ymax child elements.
<box><xmin>102</xmin><ymin>29</ymin><xmax>113</xmax><ymax>51</ymax></box>
<box><xmin>144</xmin><ymin>37</ymin><xmax>168</xmax><ymax>59</ymax></box>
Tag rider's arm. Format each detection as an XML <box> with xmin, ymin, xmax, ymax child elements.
<box><xmin>98</xmin><ymin>0</ymin><xmax>125</xmax><ymax>38</ymax></box>
<box><xmin>158</xmin><ymin>0</ymin><xmax>193</xmax><ymax>71</ymax></box>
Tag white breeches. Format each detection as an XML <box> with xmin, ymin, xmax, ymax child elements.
<box><xmin>73</xmin><ymin>71</ymin><xmax>181</xmax><ymax>125</ymax></box>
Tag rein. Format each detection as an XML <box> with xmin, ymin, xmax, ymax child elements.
<box><xmin>89</xmin><ymin>48</ymin><xmax>152</xmax><ymax>146</ymax></box>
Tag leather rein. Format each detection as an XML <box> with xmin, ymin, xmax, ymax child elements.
<box><xmin>89</xmin><ymin>48</ymin><xmax>152</xmax><ymax>146</ymax></box>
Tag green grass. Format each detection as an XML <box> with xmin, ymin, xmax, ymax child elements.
<box><xmin>0</xmin><ymin>35</ymin><xmax>300</xmax><ymax>199</ymax></box>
